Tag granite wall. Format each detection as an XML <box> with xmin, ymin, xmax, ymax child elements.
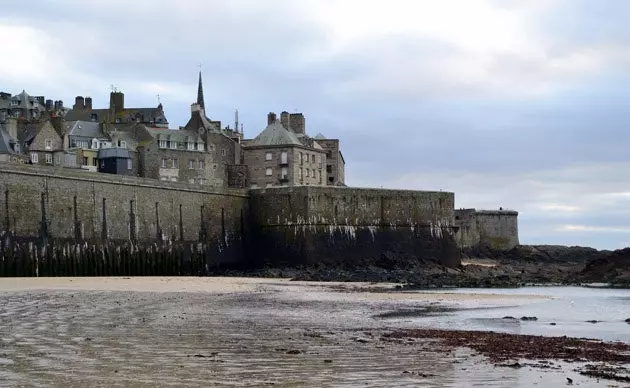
<box><xmin>248</xmin><ymin>186</ymin><xmax>460</xmax><ymax>268</ymax></box>
<box><xmin>454</xmin><ymin>209</ymin><xmax>519</xmax><ymax>251</ymax></box>
<box><xmin>0</xmin><ymin>164</ymin><xmax>248</xmax><ymax>265</ymax></box>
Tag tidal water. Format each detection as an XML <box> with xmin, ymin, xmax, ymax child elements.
<box><xmin>413</xmin><ymin>286</ymin><xmax>630</xmax><ymax>343</ymax></box>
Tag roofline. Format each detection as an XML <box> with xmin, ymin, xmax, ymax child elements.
<box><xmin>242</xmin><ymin>143</ymin><xmax>327</xmax><ymax>152</ymax></box>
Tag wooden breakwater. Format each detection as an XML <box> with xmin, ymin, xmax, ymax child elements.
<box><xmin>0</xmin><ymin>240</ymin><xmax>221</xmax><ymax>277</ymax></box>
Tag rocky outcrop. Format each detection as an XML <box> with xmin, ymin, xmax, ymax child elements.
<box><xmin>577</xmin><ymin>248</ymin><xmax>630</xmax><ymax>286</ymax></box>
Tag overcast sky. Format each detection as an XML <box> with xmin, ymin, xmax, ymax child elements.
<box><xmin>1</xmin><ymin>0</ymin><xmax>629</xmax><ymax>249</ymax></box>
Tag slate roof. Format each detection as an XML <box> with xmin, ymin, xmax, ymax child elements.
<box><xmin>18</xmin><ymin>122</ymin><xmax>43</xmax><ymax>144</ymax></box>
<box><xmin>146</xmin><ymin>127</ymin><xmax>205</xmax><ymax>143</ymax></box>
<box><xmin>0</xmin><ymin>124</ymin><xmax>16</xmax><ymax>154</ymax></box>
<box><xmin>314</xmin><ymin>133</ymin><xmax>326</xmax><ymax>140</ymax></box>
<box><xmin>67</xmin><ymin>121</ymin><xmax>104</xmax><ymax>138</ymax></box>
<box><xmin>65</xmin><ymin>106</ymin><xmax>168</xmax><ymax>125</ymax></box>
<box><xmin>249</xmin><ymin>121</ymin><xmax>302</xmax><ymax>147</ymax></box>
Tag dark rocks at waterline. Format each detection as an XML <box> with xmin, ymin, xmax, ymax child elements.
<box><xmin>577</xmin><ymin>248</ymin><xmax>630</xmax><ymax>285</ymax></box>
<box><xmin>520</xmin><ymin>317</ymin><xmax>538</xmax><ymax>321</ymax></box>
<box><xmin>625</xmin><ymin>318</ymin><xmax>630</xmax><ymax>324</ymax></box>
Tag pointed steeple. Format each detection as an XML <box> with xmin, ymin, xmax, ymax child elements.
<box><xmin>197</xmin><ymin>71</ymin><xmax>205</xmax><ymax>110</ymax></box>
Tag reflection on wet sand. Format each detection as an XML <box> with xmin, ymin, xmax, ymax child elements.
<box><xmin>0</xmin><ymin>278</ymin><xmax>619</xmax><ymax>387</ymax></box>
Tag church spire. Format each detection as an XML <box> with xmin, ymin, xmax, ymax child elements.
<box><xmin>197</xmin><ymin>70</ymin><xmax>205</xmax><ymax>110</ymax></box>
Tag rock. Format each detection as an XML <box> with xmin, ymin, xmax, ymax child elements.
<box><xmin>286</xmin><ymin>350</ymin><xmax>301</xmax><ymax>355</ymax></box>
<box><xmin>502</xmin><ymin>316</ymin><xmax>517</xmax><ymax>320</ymax></box>
<box><xmin>625</xmin><ymin>318</ymin><xmax>630</xmax><ymax>324</ymax></box>
<box><xmin>520</xmin><ymin>316</ymin><xmax>538</xmax><ymax>321</ymax></box>
<box><xmin>324</xmin><ymin>359</ymin><xmax>333</xmax><ymax>363</ymax></box>
<box><xmin>585</xmin><ymin>320</ymin><xmax>600</xmax><ymax>324</ymax></box>
<box><xmin>550</xmin><ymin>322</ymin><xmax>557</xmax><ymax>326</ymax></box>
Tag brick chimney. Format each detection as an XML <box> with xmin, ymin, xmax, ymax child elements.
<box><xmin>267</xmin><ymin>112</ymin><xmax>277</xmax><ymax>125</ymax></box>
<box><xmin>280</xmin><ymin>111</ymin><xmax>289</xmax><ymax>129</ymax></box>
<box><xmin>85</xmin><ymin>97</ymin><xmax>93</xmax><ymax>110</ymax></box>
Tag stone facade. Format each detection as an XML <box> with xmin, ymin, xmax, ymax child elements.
<box><xmin>454</xmin><ymin>208</ymin><xmax>519</xmax><ymax>250</ymax></box>
<box><xmin>21</xmin><ymin>122</ymin><xmax>63</xmax><ymax>166</ymax></box>
<box><xmin>314</xmin><ymin>138</ymin><xmax>345</xmax><ymax>186</ymax></box>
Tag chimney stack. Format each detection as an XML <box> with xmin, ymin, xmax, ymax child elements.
<box><xmin>289</xmin><ymin>113</ymin><xmax>305</xmax><ymax>134</ymax></box>
<box><xmin>45</xmin><ymin>99</ymin><xmax>54</xmax><ymax>111</ymax></box>
<box><xmin>6</xmin><ymin>117</ymin><xmax>17</xmax><ymax>140</ymax></box>
<box><xmin>109</xmin><ymin>91</ymin><xmax>124</xmax><ymax>113</ymax></box>
<box><xmin>280</xmin><ymin>111</ymin><xmax>289</xmax><ymax>129</ymax></box>
<box><xmin>74</xmin><ymin>96</ymin><xmax>85</xmax><ymax>110</ymax></box>
<box><xmin>267</xmin><ymin>112</ymin><xmax>277</xmax><ymax>125</ymax></box>
<box><xmin>85</xmin><ymin>96</ymin><xmax>93</xmax><ymax>110</ymax></box>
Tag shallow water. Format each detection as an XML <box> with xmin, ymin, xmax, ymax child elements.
<box><xmin>409</xmin><ymin>287</ymin><xmax>630</xmax><ymax>343</ymax></box>
<box><xmin>0</xmin><ymin>280</ymin><xmax>626</xmax><ymax>387</ymax></box>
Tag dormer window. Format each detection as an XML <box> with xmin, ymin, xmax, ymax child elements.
<box><xmin>187</xmin><ymin>142</ymin><xmax>194</xmax><ymax>151</ymax></box>
<box><xmin>44</xmin><ymin>139</ymin><xmax>52</xmax><ymax>150</ymax></box>
<box><xmin>170</xmin><ymin>139</ymin><xmax>177</xmax><ymax>149</ymax></box>
<box><xmin>11</xmin><ymin>100</ymin><xmax>18</xmax><ymax>106</ymax></box>
<box><xmin>120</xmin><ymin>140</ymin><xmax>127</xmax><ymax>148</ymax></box>
<box><xmin>198</xmin><ymin>142</ymin><xmax>205</xmax><ymax>151</ymax></box>
<box><xmin>90</xmin><ymin>113</ymin><xmax>98</xmax><ymax>122</ymax></box>
<box><xmin>159</xmin><ymin>139</ymin><xmax>166</xmax><ymax>148</ymax></box>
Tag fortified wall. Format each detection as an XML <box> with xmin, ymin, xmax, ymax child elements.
<box><xmin>454</xmin><ymin>208</ymin><xmax>519</xmax><ymax>251</ymax></box>
<box><xmin>249</xmin><ymin>186</ymin><xmax>460</xmax><ymax>267</ymax></box>
<box><xmin>0</xmin><ymin>165</ymin><xmax>463</xmax><ymax>268</ymax></box>
<box><xmin>0</xmin><ymin>164</ymin><xmax>248</xmax><ymax>264</ymax></box>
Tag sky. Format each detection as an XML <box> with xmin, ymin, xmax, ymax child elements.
<box><xmin>1</xmin><ymin>0</ymin><xmax>629</xmax><ymax>249</ymax></box>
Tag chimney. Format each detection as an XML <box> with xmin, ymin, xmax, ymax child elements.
<box><xmin>45</xmin><ymin>99</ymin><xmax>53</xmax><ymax>111</ymax></box>
<box><xmin>85</xmin><ymin>97</ymin><xmax>93</xmax><ymax>110</ymax></box>
<box><xmin>74</xmin><ymin>96</ymin><xmax>85</xmax><ymax>110</ymax></box>
<box><xmin>290</xmin><ymin>113</ymin><xmax>305</xmax><ymax>134</ymax></box>
<box><xmin>6</xmin><ymin>117</ymin><xmax>17</xmax><ymax>140</ymax></box>
<box><xmin>280</xmin><ymin>111</ymin><xmax>289</xmax><ymax>129</ymax></box>
<box><xmin>109</xmin><ymin>91</ymin><xmax>124</xmax><ymax>113</ymax></box>
<box><xmin>267</xmin><ymin>112</ymin><xmax>277</xmax><ymax>125</ymax></box>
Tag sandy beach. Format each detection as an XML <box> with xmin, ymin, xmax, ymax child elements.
<box><xmin>0</xmin><ymin>277</ymin><xmax>625</xmax><ymax>387</ymax></box>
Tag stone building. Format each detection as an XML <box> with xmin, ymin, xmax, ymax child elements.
<box><xmin>65</xmin><ymin>91</ymin><xmax>168</xmax><ymax>127</ymax></box>
<box><xmin>0</xmin><ymin>120</ymin><xmax>28</xmax><ymax>163</ymax></box>
<box><xmin>242</xmin><ymin>112</ymin><xmax>328</xmax><ymax>188</ymax></box>
<box><xmin>16</xmin><ymin>120</ymin><xmax>64</xmax><ymax>166</ymax></box>
<box><xmin>0</xmin><ymin>90</ymin><xmax>66</xmax><ymax>122</ymax></box>
<box><xmin>454</xmin><ymin>208</ymin><xmax>519</xmax><ymax>250</ymax></box>
<box><xmin>314</xmin><ymin>134</ymin><xmax>345</xmax><ymax>186</ymax></box>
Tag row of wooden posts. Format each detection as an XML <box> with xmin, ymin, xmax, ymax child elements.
<box><xmin>0</xmin><ymin>241</ymin><xmax>220</xmax><ymax>277</ymax></box>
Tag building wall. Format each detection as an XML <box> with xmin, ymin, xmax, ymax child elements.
<box><xmin>454</xmin><ymin>209</ymin><xmax>519</xmax><ymax>250</ymax></box>
<box><xmin>292</xmin><ymin>147</ymin><xmax>326</xmax><ymax>186</ymax></box>
<box><xmin>316</xmin><ymin>139</ymin><xmax>344</xmax><ymax>186</ymax></box>
<box><xmin>227</xmin><ymin>164</ymin><xmax>249</xmax><ymax>188</ymax></box>
<box><xmin>0</xmin><ymin>163</ymin><xmax>248</xmax><ymax>264</ymax></box>
<box><xmin>138</xmin><ymin>146</ymin><xmax>224</xmax><ymax>188</ymax></box>
<box><xmin>243</xmin><ymin>146</ymin><xmax>291</xmax><ymax>188</ymax></box>
<box><xmin>249</xmin><ymin>186</ymin><xmax>459</xmax><ymax>267</ymax></box>
<box><xmin>27</xmin><ymin>122</ymin><xmax>63</xmax><ymax>166</ymax></box>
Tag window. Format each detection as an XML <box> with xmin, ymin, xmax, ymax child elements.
<box><xmin>187</xmin><ymin>142</ymin><xmax>194</xmax><ymax>151</ymax></box>
<box><xmin>159</xmin><ymin>140</ymin><xmax>167</xmax><ymax>148</ymax></box>
<box><xmin>326</xmin><ymin>165</ymin><xmax>332</xmax><ymax>173</ymax></box>
<box><xmin>171</xmin><ymin>158</ymin><xmax>177</xmax><ymax>168</ymax></box>
<box><xmin>90</xmin><ymin>113</ymin><xmax>98</xmax><ymax>122</ymax></box>
<box><xmin>45</xmin><ymin>139</ymin><xmax>52</xmax><ymax>150</ymax></box>
<box><xmin>318</xmin><ymin>170</ymin><xmax>322</xmax><ymax>184</ymax></box>
<box><xmin>160</xmin><ymin>177</ymin><xmax>167</xmax><ymax>181</ymax></box>
<box><xmin>198</xmin><ymin>142</ymin><xmax>205</xmax><ymax>151</ymax></box>
<box><xmin>281</xmin><ymin>167</ymin><xmax>288</xmax><ymax>179</ymax></box>
<box><xmin>299</xmin><ymin>168</ymin><xmax>303</xmax><ymax>180</ymax></box>
<box><xmin>317</xmin><ymin>155</ymin><xmax>322</xmax><ymax>168</ymax></box>
<box><xmin>312</xmin><ymin>169</ymin><xmax>315</xmax><ymax>179</ymax></box>
<box><xmin>212</xmin><ymin>164</ymin><xmax>217</xmax><ymax>170</ymax></box>
<box><xmin>198</xmin><ymin>160</ymin><xmax>205</xmax><ymax>169</ymax></box>
<box><xmin>265</xmin><ymin>152</ymin><xmax>273</xmax><ymax>161</ymax></box>
<box><xmin>120</xmin><ymin>140</ymin><xmax>127</xmax><ymax>148</ymax></box>
<box><xmin>189</xmin><ymin>159</ymin><xmax>195</xmax><ymax>169</ymax></box>
<box><xmin>305</xmin><ymin>169</ymin><xmax>309</xmax><ymax>178</ymax></box>
<box><xmin>45</xmin><ymin>154</ymin><xmax>52</xmax><ymax>164</ymax></box>
<box><xmin>54</xmin><ymin>154</ymin><xmax>60</xmax><ymax>165</ymax></box>
<box><xmin>281</xmin><ymin>151</ymin><xmax>288</xmax><ymax>164</ymax></box>
<box><xmin>127</xmin><ymin>159</ymin><xmax>132</xmax><ymax>170</ymax></box>
<box><xmin>198</xmin><ymin>178</ymin><xmax>205</xmax><ymax>185</ymax></box>
<box><xmin>209</xmin><ymin>144</ymin><xmax>215</xmax><ymax>151</ymax></box>
<box><xmin>14</xmin><ymin>144</ymin><xmax>20</xmax><ymax>153</ymax></box>
<box><xmin>265</xmin><ymin>167</ymin><xmax>272</xmax><ymax>176</ymax></box>
<box><xmin>11</xmin><ymin>100</ymin><xmax>18</xmax><ymax>106</ymax></box>
<box><xmin>299</xmin><ymin>152</ymin><xmax>303</xmax><ymax>165</ymax></box>
<box><xmin>100</xmin><ymin>160</ymin><xmax>105</xmax><ymax>168</ymax></box>
<box><xmin>82</xmin><ymin>156</ymin><xmax>88</xmax><ymax>166</ymax></box>
<box><xmin>221</xmin><ymin>149</ymin><xmax>226</xmax><ymax>156</ymax></box>
<box><xmin>170</xmin><ymin>140</ymin><xmax>177</xmax><ymax>149</ymax></box>
<box><xmin>161</xmin><ymin>158</ymin><xmax>167</xmax><ymax>168</ymax></box>
<box><xmin>311</xmin><ymin>154</ymin><xmax>315</xmax><ymax>164</ymax></box>
<box><xmin>92</xmin><ymin>158</ymin><xmax>97</xmax><ymax>166</ymax></box>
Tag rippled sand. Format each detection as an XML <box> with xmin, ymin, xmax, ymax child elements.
<box><xmin>0</xmin><ymin>277</ymin><xmax>610</xmax><ymax>387</ymax></box>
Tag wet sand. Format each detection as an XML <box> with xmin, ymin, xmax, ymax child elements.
<box><xmin>0</xmin><ymin>277</ymin><xmax>622</xmax><ymax>387</ymax></box>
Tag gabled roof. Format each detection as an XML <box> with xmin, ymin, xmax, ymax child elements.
<box><xmin>314</xmin><ymin>133</ymin><xmax>326</xmax><ymax>140</ymax></box>
<box><xmin>67</xmin><ymin>121</ymin><xmax>105</xmax><ymax>138</ymax></box>
<box><xmin>18</xmin><ymin>122</ymin><xmax>44</xmax><ymax>144</ymax></box>
<box><xmin>65</xmin><ymin>107</ymin><xmax>168</xmax><ymax>125</ymax></box>
<box><xmin>250</xmin><ymin>121</ymin><xmax>302</xmax><ymax>147</ymax></box>
<box><xmin>0</xmin><ymin>124</ymin><xmax>16</xmax><ymax>154</ymax></box>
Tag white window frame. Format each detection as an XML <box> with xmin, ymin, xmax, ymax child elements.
<box><xmin>187</xmin><ymin>142</ymin><xmax>194</xmax><ymax>151</ymax></box>
<box><xmin>265</xmin><ymin>152</ymin><xmax>273</xmax><ymax>161</ymax></box>
<box><xmin>171</xmin><ymin>158</ymin><xmax>177</xmax><ymax>168</ymax></box>
<box><xmin>31</xmin><ymin>153</ymin><xmax>38</xmax><ymax>163</ymax></box>
<box><xmin>159</xmin><ymin>140</ymin><xmax>167</xmax><ymax>148</ymax></box>
<box><xmin>198</xmin><ymin>142</ymin><xmax>205</xmax><ymax>151</ymax></box>
<box><xmin>44</xmin><ymin>139</ymin><xmax>52</xmax><ymax>150</ymax></box>
<box><xmin>127</xmin><ymin>159</ymin><xmax>132</xmax><ymax>170</ymax></box>
<box><xmin>281</xmin><ymin>151</ymin><xmax>288</xmax><ymax>164</ymax></box>
<box><xmin>120</xmin><ymin>140</ymin><xmax>127</xmax><ymax>149</ymax></box>
<box><xmin>281</xmin><ymin>167</ymin><xmax>288</xmax><ymax>179</ymax></box>
<box><xmin>198</xmin><ymin>178</ymin><xmax>205</xmax><ymax>185</ymax></box>
<box><xmin>161</xmin><ymin>158</ymin><xmax>167</xmax><ymax>168</ymax></box>
<box><xmin>170</xmin><ymin>140</ymin><xmax>177</xmax><ymax>149</ymax></box>
<box><xmin>189</xmin><ymin>159</ymin><xmax>195</xmax><ymax>169</ymax></box>
<box><xmin>198</xmin><ymin>160</ymin><xmax>205</xmax><ymax>170</ymax></box>
<box><xmin>265</xmin><ymin>167</ymin><xmax>273</xmax><ymax>176</ymax></box>
<box><xmin>45</xmin><ymin>153</ymin><xmax>53</xmax><ymax>164</ymax></box>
